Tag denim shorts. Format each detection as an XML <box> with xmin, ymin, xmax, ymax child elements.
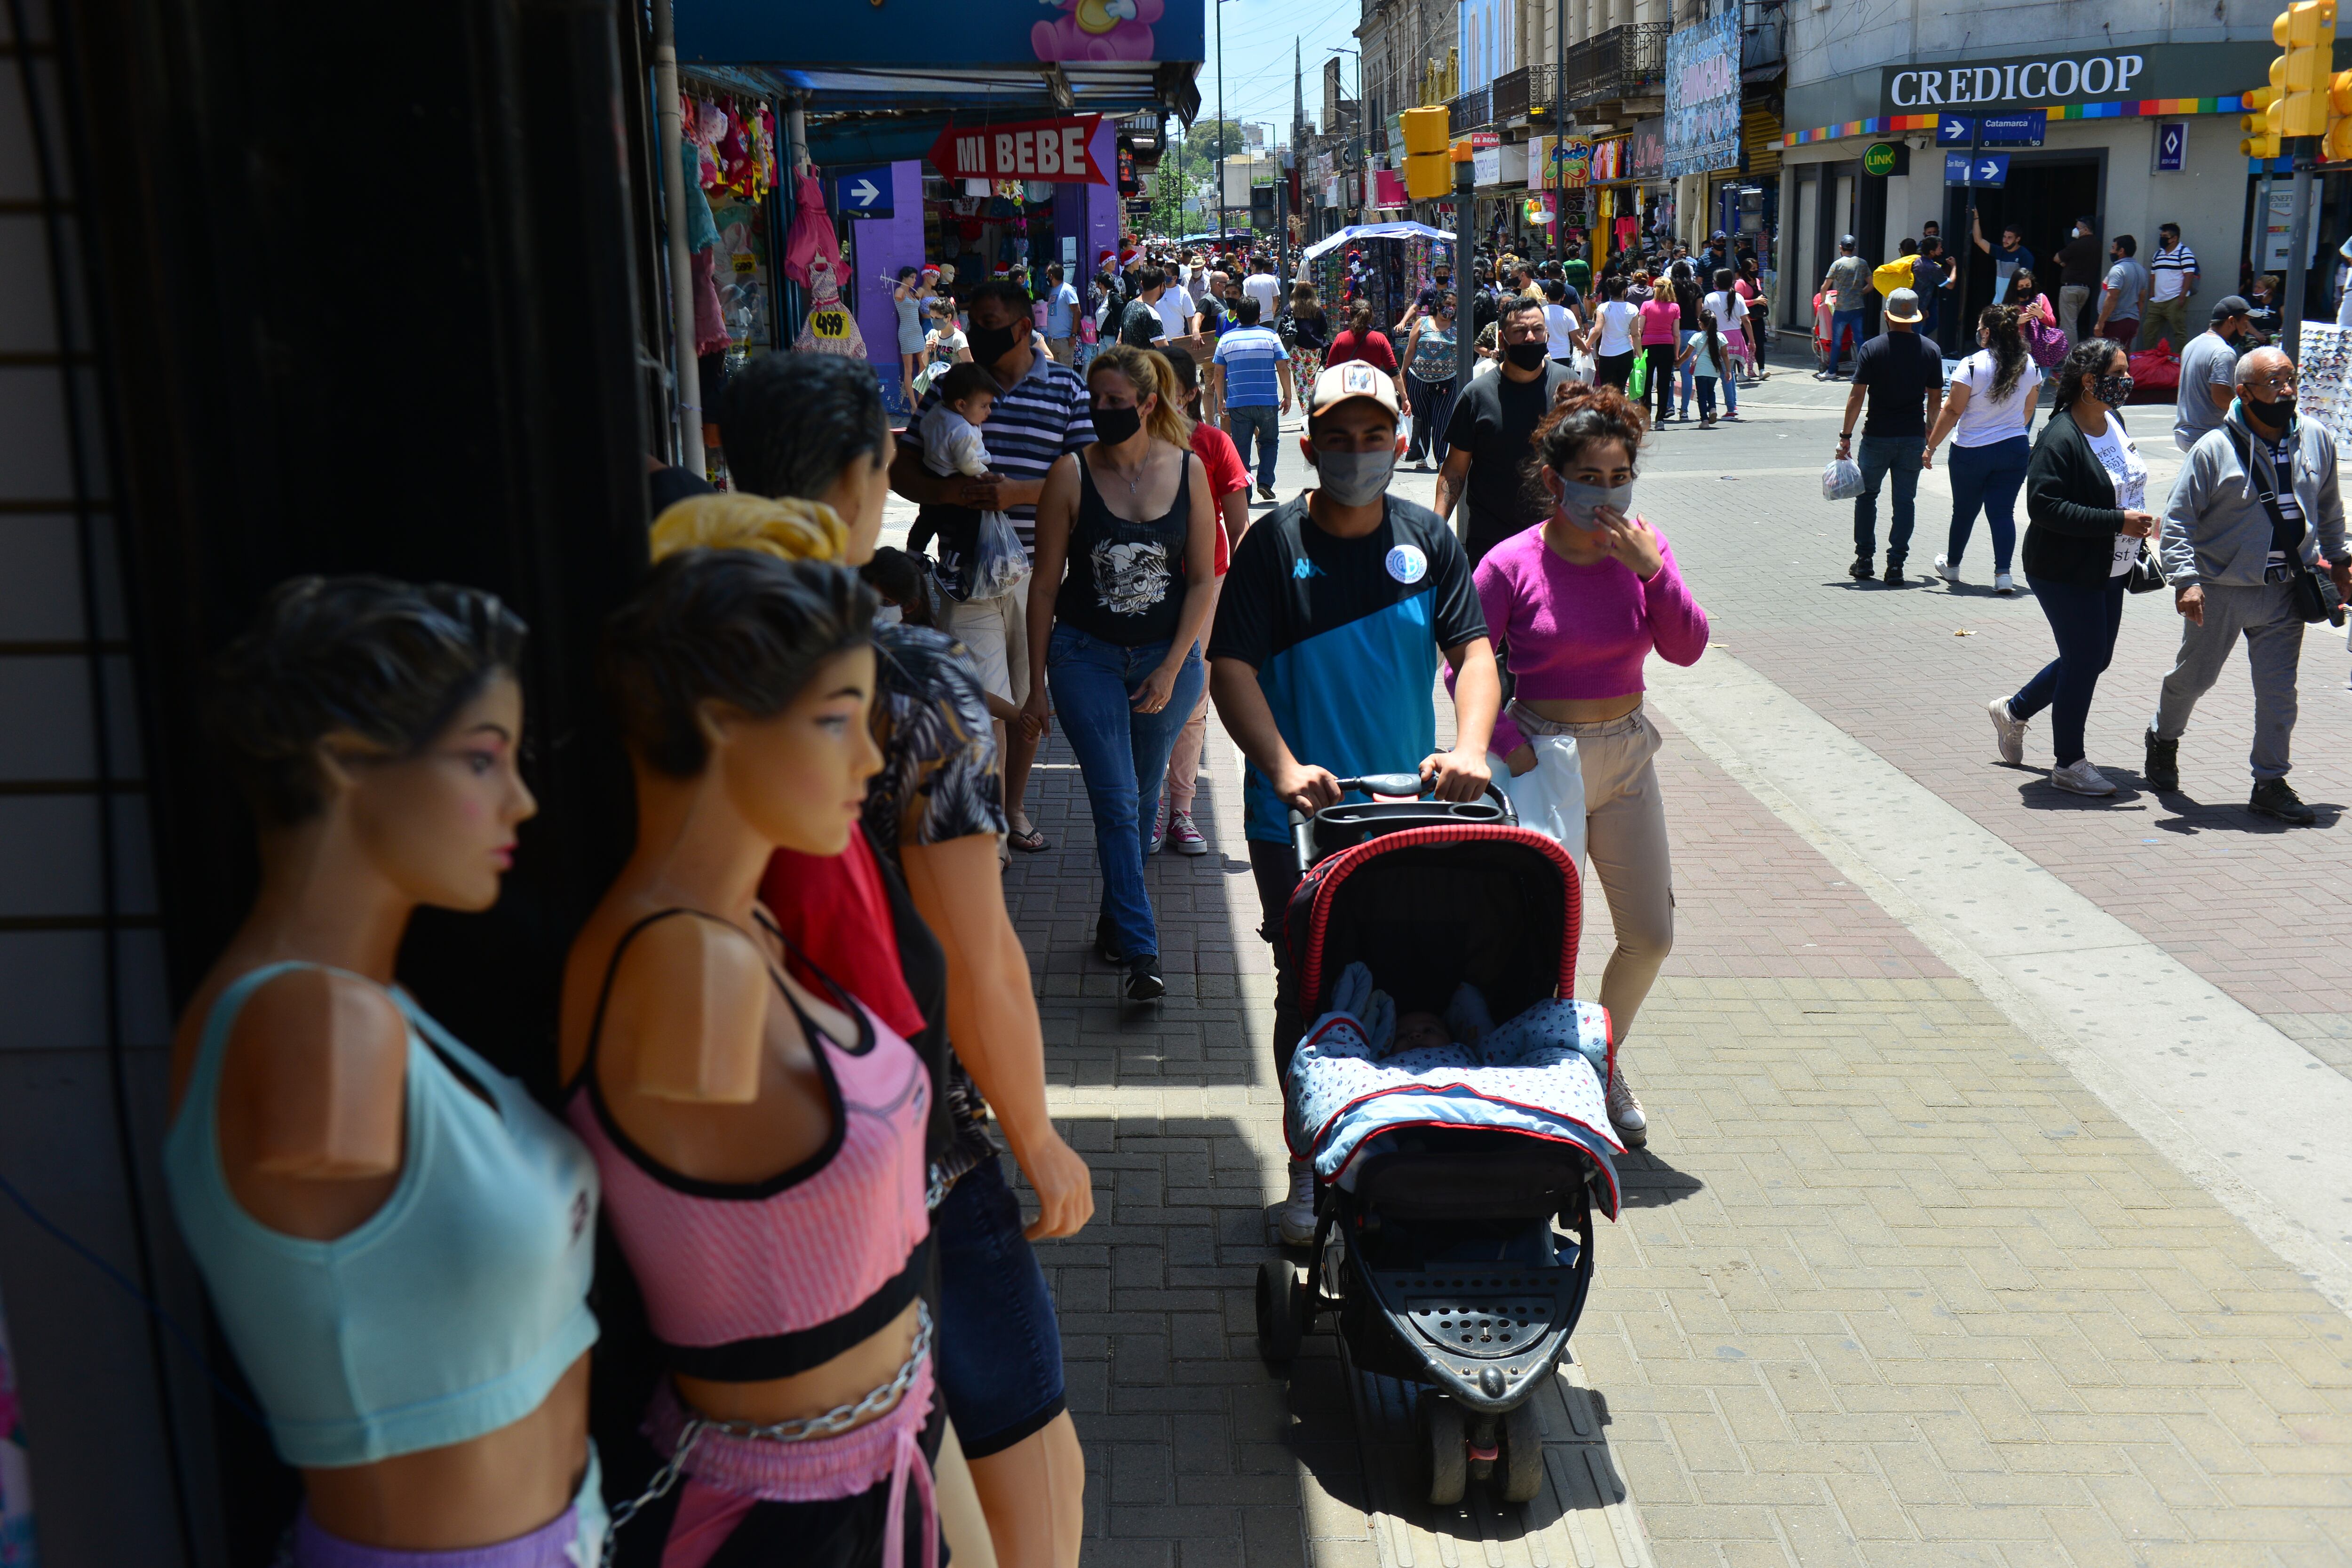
<box><xmin>935</xmin><ymin>1154</ymin><xmax>1067</xmax><ymax>1457</ymax></box>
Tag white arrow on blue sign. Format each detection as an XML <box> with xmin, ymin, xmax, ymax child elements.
<box><xmin>1935</xmin><ymin>115</ymin><xmax>1976</xmax><ymax>145</ymax></box>
<box><xmin>834</xmin><ymin>168</ymin><xmax>894</xmax><ymax>217</ymax></box>
<box><xmin>1974</xmin><ymin>153</ymin><xmax>2009</xmax><ymax>185</ymax></box>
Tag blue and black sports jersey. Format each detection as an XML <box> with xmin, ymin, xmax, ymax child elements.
<box><xmin>1207</xmin><ymin>494</ymin><xmax>1487</xmax><ymax>844</ymax></box>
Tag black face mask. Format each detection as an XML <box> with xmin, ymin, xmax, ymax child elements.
<box><xmin>1092</xmin><ymin>404</ymin><xmax>1144</xmax><ymax>446</ymax></box>
<box><xmin>2249</xmin><ymin>393</ymin><xmax>2296</xmax><ymax>430</ymax></box>
<box><xmin>968</xmin><ymin>321</ymin><xmax>1020</xmax><ymax>367</ymax></box>
<box><xmin>1505</xmin><ymin>340</ymin><xmax>1552</xmax><ymax>371</ymax></box>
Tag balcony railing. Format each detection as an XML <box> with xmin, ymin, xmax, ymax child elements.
<box><xmin>1565</xmin><ymin>22</ymin><xmax>1669</xmax><ymax>112</ymax></box>
<box><xmin>1490</xmin><ymin>64</ymin><xmax>1562</xmax><ymax>124</ymax></box>
<box><xmin>1445</xmin><ymin>83</ymin><xmax>1493</xmax><ymax>134</ymax></box>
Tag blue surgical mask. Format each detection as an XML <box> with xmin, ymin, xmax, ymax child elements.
<box><xmin>1552</xmin><ymin>475</ymin><xmax>1635</xmax><ymax>528</ymax></box>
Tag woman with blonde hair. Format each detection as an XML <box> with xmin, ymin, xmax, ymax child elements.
<box><xmin>1023</xmin><ymin>344</ymin><xmax>1220</xmax><ymax>1001</ymax></box>
<box><xmin>675</xmin><ymin>351</ymin><xmax>1093</xmax><ymax>1568</ymax></box>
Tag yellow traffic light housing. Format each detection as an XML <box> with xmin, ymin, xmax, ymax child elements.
<box><xmin>2275</xmin><ymin>0</ymin><xmax>2337</xmax><ymax>135</ymax></box>
<box><xmin>2245</xmin><ymin>83</ymin><xmax>2285</xmax><ymax>156</ymax></box>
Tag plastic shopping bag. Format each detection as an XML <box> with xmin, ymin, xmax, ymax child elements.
<box><xmin>1491</xmin><ymin>735</ymin><xmax>1586</xmax><ymax>866</ymax></box>
<box><xmin>1628</xmin><ymin>350</ymin><xmax>1649</xmax><ymax>399</ymax></box>
<box><xmin>1397</xmin><ymin>413</ymin><xmax>1414</xmax><ymax>452</ymax></box>
<box><xmin>965</xmin><ymin>509</ymin><xmax>1033</xmax><ymax>600</ymax></box>
<box><xmin>1822</xmin><ymin>454</ymin><xmax>1864</xmax><ymax>501</ymax></box>
<box><xmin>1569</xmin><ymin>348</ymin><xmax>1597</xmax><ymax>382</ymax></box>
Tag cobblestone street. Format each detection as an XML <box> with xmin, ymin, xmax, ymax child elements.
<box><xmin>891</xmin><ymin>360</ymin><xmax>2352</xmax><ymax>1567</ymax></box>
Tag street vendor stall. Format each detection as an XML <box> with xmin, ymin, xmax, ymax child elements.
<box><xmin>1302</xmin><ymin>221</ymin><xmax>1455</xmax><ymax>332</ymax></box>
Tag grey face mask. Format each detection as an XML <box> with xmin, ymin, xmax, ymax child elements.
<box><xmin>1313</xmin><ymin>445</ymin><xmax>1397</xmax><ymax>507</ymax></box>
<box><xmin>1551</xmin><ymin>475</ymin><xmax>1635</xmax><ymax>528</ymax></box>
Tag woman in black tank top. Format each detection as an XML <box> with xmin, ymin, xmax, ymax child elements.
<box><xmin>1023</xmin><ymin>345</ymin><xmax>1221</xmax><ymax>1001</ymax></box>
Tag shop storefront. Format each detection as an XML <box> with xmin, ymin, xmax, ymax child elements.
<box><xmin>1776</xmin><ymin>40</ymin><xmax>2277</xmax><ymax>334</ymax></box>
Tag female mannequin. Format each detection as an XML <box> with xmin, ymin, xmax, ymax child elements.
<box><xmin>164</xmin><ymin>577</ymin><xmax>601</xmax><ymax>1566</ymax></box>
<box><xmin>563</xmin><ymin>550</ymin><xmax>939</xmax><ymax>1567</ymax></box>
<box><xmin>706</xmin><ymin>354</ymin><xmax>1091</xmax><ymax>1568</ymax></box>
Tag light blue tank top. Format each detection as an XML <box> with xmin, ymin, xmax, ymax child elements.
<box><xmin>163</xmin><ymin>963</ymin><xmax>599</xmax><ymax>1468</ymax></box>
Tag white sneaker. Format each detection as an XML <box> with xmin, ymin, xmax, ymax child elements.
<box><xmin>1986</xmin><ymin>696</ymin><xmax>2026</xmax><ymax>766</ymax></box>
<box><xmin>1994</xmin><ymin>572</ymin><xmax>2016</xmax><ymax>595</ymax></box>
<box><xmin>1278</xmin><ymin>1158</ymin><xmax>1319</xmax><ymax>1246</ymax></box>
<box><xmin>2050</xmin><ymin>758</ymin><xmax>2117</xmax><ymax>796</ymax></box>
<box><xmin>1933</xmin><ymin>553</ymin><xmax>1958</xmax><ymax>583</ymax></box>
<box><xmin>1167</xmin><ymin>811</ymin><xmax>1208</xmax><ymax>855</ymax></box>
<box><xmin>1605</xmin><ymin>1074</ymin><xmax>1648</xmax><ymax>1148</ymax></box>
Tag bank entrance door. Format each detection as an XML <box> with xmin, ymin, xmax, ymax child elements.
<box><xmin>1944</xmin><ymin>153</ymin><xmax>2103</xmax><ymax>337</ymax></box>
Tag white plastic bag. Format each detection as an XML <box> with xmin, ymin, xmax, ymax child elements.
<box><xmin>1397</xmin><ymin>412</ymin><xmax>1414</xmax><ymax>451</ymax></box>
<box><xmin>1569</xmin><ymin>348</ymin><xmax>1597</xmax><ymax>383</ymax></box>
<box><xmin>1490</xmin><ymin>734</ymin><xmax>1586</xmax><ymax>866</ymax></box>
<box><xmin>964</xmin><ymin>509</ymin><xmax>1033</xmax><ymax>601</ymax></box>
<box><xmin>1822</xmin><ymin>454</ymin><xmax>1864</xmax><ymax>502</ymax></box>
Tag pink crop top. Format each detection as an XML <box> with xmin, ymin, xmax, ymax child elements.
<box><xmin>565</xmin><ymin>908</ymin><xmax>931</xmax><ymax>1381</ymax></box>
<box><xmin>1467</xmin><ymin>523</ymin><xmax>1711</xmax><ymax>756</ymax></box>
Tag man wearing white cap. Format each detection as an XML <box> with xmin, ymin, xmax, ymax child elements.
<box><xmin>1836</xmin><ymin>286</ymin><xmax>1944</xmax><ymax>584</ymax></box>
<box><xmin>1208</xmin><ymin>359</ymin><xmax>1501</xmax><ymax>1245</ymax></box>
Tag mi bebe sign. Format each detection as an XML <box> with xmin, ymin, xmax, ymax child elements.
<box><xmin>927</xmin><ymin>115</ymin><xmax>1110</xmax><ymax>184</ymax></box>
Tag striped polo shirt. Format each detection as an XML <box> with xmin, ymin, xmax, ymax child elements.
<box><xmin>914</xmin><ymin>344</ymin><xmax>1095</xmax><ymax>554</ymax></box>
<box><xmin>1212</xmin><ymin>325</ymin><xmax>1290</xmax><ymax>408</ymax></box>
<box><xmin>2149</xmin><ymin>242</ymin><xmax>2197</xmax><ymax>302</ymax></box>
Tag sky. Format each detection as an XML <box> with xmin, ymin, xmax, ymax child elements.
<box><xmin>1190</xmin><ymin>0</ymin><xmax>1368</xmax><ymax>150</ymax></box>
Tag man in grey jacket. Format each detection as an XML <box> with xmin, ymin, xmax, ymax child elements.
<box><xmin>2145</xmin><ymin>346</ymin><xmax>2352</xmax><ymax>823</ymax></box>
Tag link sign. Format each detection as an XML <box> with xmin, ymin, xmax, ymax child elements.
<box><xmin>1861</xmin><ymin>142</ymin><xmax>1905</xmax><ymax>176</ymax></box>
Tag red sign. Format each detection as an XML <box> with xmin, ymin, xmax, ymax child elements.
<box><xmin>1373</xmin><ymin>169</ymin><xmax>1408</xmax><ymax>207</ymax></box>
<box><xmin>927</xmin><ymin>115</ymin><xmax>1108</xmax><ymax>185</ymax></box>
<box><xmin>1470</xmin><ymin>131</ymin><xmax>1501</xmax><ymax>150</ymax></box>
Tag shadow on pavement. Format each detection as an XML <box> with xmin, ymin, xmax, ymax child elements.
<box><xmin>1614</xmin><ymin>1146</ymin><xmax>1706</xmax><ymax>1209</ymax></box>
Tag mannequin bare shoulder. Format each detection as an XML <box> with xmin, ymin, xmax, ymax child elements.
<box><xmin>215</xmin><ymin>968</ymin><xmax>410</xmax><ymax>1230</ymax></box>
<box><xmin>601</xmin><ymin>914</ymin><xmax>771</xmax><ymax>1104</ymax></box>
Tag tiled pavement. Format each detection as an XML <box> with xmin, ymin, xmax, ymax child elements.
<box><xmin>900</xmin><ymin>372</ymin><xmax>2352</xmax><ymax>1565</ymax></box>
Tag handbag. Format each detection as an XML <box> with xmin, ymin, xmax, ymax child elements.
<box><xmin>2022</xmin><ymin>305</ymin><xmax>2068</xmax><ymax>368</ymax></box>
<box><xmin>2229</xmin><ymin>428</ymin><xmax>2349</xmax><ymax>626</ymax></box>
<box><xmin>2125</xmin><ymin>543</ymin><xmax>2168</xmax><ymax>594</ymax></box>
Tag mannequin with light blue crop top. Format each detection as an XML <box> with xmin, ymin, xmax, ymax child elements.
<box><xmin>162</xmin><ymin>575</ymin><xmax>604</xmax><ymax>1568</ymax></box>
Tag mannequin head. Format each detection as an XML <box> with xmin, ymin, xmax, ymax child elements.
<box><xmin>601</xmin><ymin>550</ymin><xmax>881</xmax><ymax>856</ymax></box>
<box><xmin>207</xmin><ymin>576</ymin><xmax>535</xmax><ymax>912</ymax></box>
<box><xmin>714</xmin><ymin>353</ymin><xmax>895</xmax><ymax>564</ymax></box>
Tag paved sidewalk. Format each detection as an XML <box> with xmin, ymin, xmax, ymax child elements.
<box><xmin>930</xmin><ymin>369</ymin><xmax>2352</xmax><ymax>1566</ymax></box>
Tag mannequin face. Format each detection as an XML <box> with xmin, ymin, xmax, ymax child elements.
<box><xmin>817</xmin><ymin>441</ymin><xmax>896</xmax><ymax>565</ymax></box>
<box><xmin>704</xmin><ymin>646</ymin><xmax>882</xmax><ymax>856</ymax></box>
<box><xmin>327</xmin><ymin>672</ymin><xmax>534</xmax><ymax>912</ymax></box>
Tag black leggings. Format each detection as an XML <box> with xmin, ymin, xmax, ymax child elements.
<box><xmin>1596</xmin><ymin>350</ymin><xmax>1635</xmax><ymax>390</ymax></box>
<box><xmin>1642</xmin><ymin>343</ymin><xmax>1677</xmax><ymax>421</ymax></box>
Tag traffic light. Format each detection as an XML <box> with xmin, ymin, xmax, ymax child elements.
<box><xmin>2244</xmin><ymin>82</ymin><xmax>2283</xmax><ymax>157</ymax></box>
<box><xmin>1402</xmin><ymin>106</ymin><xmax>1450</xmax><ymax>199</ymax></box>
<box><xmin>2329</xmin><ymin>69</ymin><xmax>2352</xmax><ymax>160</ymax></box>
<box><xmin>2275</xmin><ymin>0</ymin><xmax>2336</xmax><ymax>135</ymax></box>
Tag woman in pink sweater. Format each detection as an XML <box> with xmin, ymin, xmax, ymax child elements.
<box><xmin>1475</xmin><ymin>383</ymin><xmax>1710</xmax><ymax>1147</ymax></box>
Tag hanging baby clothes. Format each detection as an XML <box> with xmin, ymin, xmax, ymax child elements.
<box><xmin>691</xmin><ymin>248</ymin><xmax>731</xmax><ymax>356</ymax></box>
<box><xmin>782</xmin><ymin>170</ymin><xmax>847</xmax><ymax>288</ymax></box>
<box><xmin>677</xmin><ymin>138</ymin><xmax>719</xmax><ymax>254</ymax></box>
<box><xmin>794</xmin><ymin>255</ymin><xmax>867</xmax><ymax>359</ymax></box>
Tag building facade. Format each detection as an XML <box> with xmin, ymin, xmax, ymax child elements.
<box><xmin>1773</xmin><ymin>0</ymin><xmax>2325</xmax><ymax>339</ymax></box>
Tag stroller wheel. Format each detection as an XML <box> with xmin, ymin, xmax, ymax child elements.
<box><xmin>1416</xmin><ymin>1390</ymin><xmax>1467</xmax><ymax>1508</ymax></box>
<box><xmin>1498</xmin><ymin>1398</ymin><xmax>1545</xmax><ymax>1504</ymax></box>
<box><xmin>1255</xmin><ymin>1259</ymin><xmax>1304</xmax><ymax>1363</ymax></box>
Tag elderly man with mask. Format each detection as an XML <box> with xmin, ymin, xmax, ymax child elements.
<box><xmin>2145</xmin><ymin>345</ymin><xmax>2352</xmax><ymax>823</ymax></box>
<box><xmin>1208</xmin><ymin>360</ymin><xmax>1500</xmax><ymax>1245</ymax></box>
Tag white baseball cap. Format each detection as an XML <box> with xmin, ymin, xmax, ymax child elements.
<box><xmin>1307</xmin><ymin>360</ymin><xmax>1403</xmax><ymax>421</ymax></box>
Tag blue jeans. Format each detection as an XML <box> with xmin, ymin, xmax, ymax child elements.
<box><xmin>937</xmin><ymin>1154</ymin><xmax>1066</xmax><ymax>1457</ymax></box>
<box><xmin>1945</xmin><ymin>435</ymin><xmax>2029</xmax><ymax>573</ymax></box>
<box><xmin>1824</xmin><ymin>309</ymin><xmax>1865</xmax><ymax>370</ymax></box>
<box><xmin>1227</xmin><ymin>403</ymin><xmax>1280</xmax><ymax>491</ymax></box>
<box><xmin>2011</xmin><ymin>576</ymin><xmax>2128</xmax><ymax>767</ymax></box>
<box><xmin>1853</xmin><ymin>434</ymin><xmax>1926</xmax><ymax>563</ymax></box>
<box><xmin>1692</xmin><ymin>375</ymin><xmax>1717</xmax><ymax>418</ymax></box>
<box><xmin>1046</xmin><ymin>623</ymin><xmax>1205</xmax><ymax>961</ymax></box>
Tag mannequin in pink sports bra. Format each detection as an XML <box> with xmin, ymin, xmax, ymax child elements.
<box><xmin>562</xmin><ymin>550</ymin><xmax>938</xmax><ymax>1568</ymax></box>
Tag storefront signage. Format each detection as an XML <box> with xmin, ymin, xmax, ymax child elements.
<box><xmin>1934</xmin><ymin>111</ymin><xmax>2045</xmax><ymax>145</ymax></box>
<box><xmin>926</xmin><ymin>115</ymin><xmax>1110</xmax><ymax>185</ymax></box>
<box><xmin>2156</xmin><ymin>119</ymin><xmax>2187</xmax><ymax>171</ymax></box>
<box><xmin>1630</xmin><ymin>118</ymin><xmax>1666</xmax><ymax>182</ymax></box>
<box><xmin>1894</xmin><ymin>54</ymin><xmax>2144</xmax><ymax>109</ymax></box>
<box><xmin>1663</xmin><ymin>14</ymin><xmax>1742</xmax><ymax>177</ymax></box>
<box><xmin>1473</xmin><ymin>137</ymin><xmax>1501</xmax><ymax>187</ymax></box>
<box><xmin>834</xmin><ymin>167</ymin><xmax>894</xmax><ymax>217</ymax></box>
<box><xmin>679</xmin><ymin>0</ymin><xmax>1206</xmax><ymax>72</ymax></box>
<box><xmin>1861</xmin><ymin>141</ymin><xmax>1905</xmax><ymax>176</ymax></box>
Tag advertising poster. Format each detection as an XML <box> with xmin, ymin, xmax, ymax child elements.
<box><xmin>1663</xmin><ymin>13</ymin><xmax>1742</xmax><ymax>178</ymax></box>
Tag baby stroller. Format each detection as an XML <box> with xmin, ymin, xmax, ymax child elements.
<box><xmin>1255</xmin><ymin>772</ymin><xmax>1621</xmax><ymax>1507</ymax></box>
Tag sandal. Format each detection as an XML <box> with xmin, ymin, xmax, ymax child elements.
<box><xmin>1007</xmin><ymin>820</ymin><xmax>1050</xmax><ymax>853</ymax></box>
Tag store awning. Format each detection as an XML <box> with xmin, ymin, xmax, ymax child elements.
<box><xmin>1299</xmin><ymin>221</ymin><xmax>1454</xmax><ymax>263</ymax></box>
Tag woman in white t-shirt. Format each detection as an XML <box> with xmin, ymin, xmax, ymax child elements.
<box><xmin>1541</xmin><ymin>279</ymin><xmax>1583</xmax><ymax>371</ymax></box>
<box><xmin>1582</xmin><ymin>277</ymin><xmax>1642</xmax><ymax>390</ymax></box>
<box><xmin>1923</xmin><ymin>303</ymin><xmax>2041</xmax><ymax>594</ymax></box>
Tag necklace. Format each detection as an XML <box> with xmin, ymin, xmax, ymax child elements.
<box><xmin>1096</xmin><ymin>445</ymin><xmax>1152</xmax><ymax>504</ymax></box>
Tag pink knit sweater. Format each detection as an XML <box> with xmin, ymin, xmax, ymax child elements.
<box><xmin>1469</xmin><ymin>522</ymin><xmax>1711</xmax><ymax>756</ymax></box>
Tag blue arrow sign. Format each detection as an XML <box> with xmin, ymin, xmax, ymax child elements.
<box><xmin>1972</xmin><ymin>152</ymin><xmax>2010</xmax><ymax>186</ymax></box>
<box><xmin>1935</xmin><ymin>115</ymin><xmax>1976</xmax><ymax>145</ymax></box>
<box><xmin>834</xmin><ymin>167</ymin><xmax>893</xmax><ymax>217</ymax></box>
<box><xmin>1979</xmin><ymin>111</ymin><xmax>2045</xmax><ymax>145</ymax></box>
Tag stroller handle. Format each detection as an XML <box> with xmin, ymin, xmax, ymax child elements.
<box><xmin>1287</xmin><ymin>772</ymin><xmax>1515</xmax><ymax>874</ymax></box>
